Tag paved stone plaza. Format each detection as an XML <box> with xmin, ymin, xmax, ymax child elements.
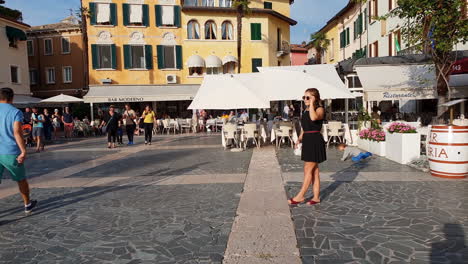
<box><xmin>0</xmin><ymin>134</ymin><xmax>467</xmax><ymax>264</ymax></box>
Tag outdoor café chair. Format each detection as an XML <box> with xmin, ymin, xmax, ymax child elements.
<box><xmin>276</xmin><ymin>126</ymin><xmax>293</xmax><ymax>149</ymax></box>
<box><xmin>162</xmin><ymin>119</ymin><xmax>173</xmax><ymax>134</ymax></box>
<box><xmin>327</xmin><ymin>121</ymin><xmax>344</xmax><ymax>148</ymax></box>
<box><xmin>181</xmin><ymin>119</ymin><xmax>192</xmax><ymax>133</ymax></box>
<box><xmin>223</xmin><ymin>123</ymin><xmax>239</xmax><ymax>150</ymax></box>
<box><xmin>243</xmin><ymin>123</ymin><xmax>260</xmax><ymax>149</ymax></box>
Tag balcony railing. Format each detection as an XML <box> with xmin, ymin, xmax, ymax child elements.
<box><xmin>183</xmin><ymin>0</ymin><xmax>233</xmax><ymax>8</ymax></box>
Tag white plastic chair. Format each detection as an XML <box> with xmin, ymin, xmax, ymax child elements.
<box><xmin>276</xmin><ymin>126</ymin><xmax>293</xmax><ymax>149</ymax></box>
<box><xmin>181</xmin><ymin>119</ymin><xmax>192</xmax><ymax>133</ymax></box>
<box><xmin>243</xmin><ymin>123</ymin><xmax>259</xmax><ymax>149</ymax></box>
<box><xmin>223</xmin><ymin>123</ymin><xmax>238</xmax><ymax>149</ymax></box>
<box><xmin>327</xmin><ymin>121</ymin><xmax>344</xmax><ymax>148</ymax></box>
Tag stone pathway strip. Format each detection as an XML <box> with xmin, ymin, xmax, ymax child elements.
<box><xmin>224</xmin><ymin>147</ymin><xmax>301</xmax><ymax>264</ymax></box>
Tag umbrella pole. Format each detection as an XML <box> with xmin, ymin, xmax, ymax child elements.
<box><xmin>345</xmin><ymin>98</ymin><xmax>349</xmax><ymax>124</ymax></box>
<box><xmin>90</xmin><ymin>103</ymin><xmax>94</xmax><ymax>121</ymax></box>
<box><xmin>450</xmin><ymin>106</ymin><xmax>454</xmax><ymax>125</ymax></box>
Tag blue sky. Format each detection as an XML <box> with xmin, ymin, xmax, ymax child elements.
<box><xmin>5</xmin><ymin>0</ymin><xmax>348</xmax><ymax>44</ymax></box>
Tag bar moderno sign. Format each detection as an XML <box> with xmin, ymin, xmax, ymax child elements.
<box><xmin>106</xmin><ymin>97</ymin><xmax>146</xmax><ymax>102</ymax></box>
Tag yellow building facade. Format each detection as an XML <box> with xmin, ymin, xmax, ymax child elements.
<box><xmin>82</xmin><ymin>0</ymin><xmax>296</xmax><ymax>117</ymax></box>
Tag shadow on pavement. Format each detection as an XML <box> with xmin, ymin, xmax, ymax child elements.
<box><xmin>430</xmin><ymin>223</ymin><xmax>467</xmax><ymax>263</ymax></box>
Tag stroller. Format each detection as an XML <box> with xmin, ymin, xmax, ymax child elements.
<box><xmin>22</xmin><ymin>124</ymin><xmax>33</xmax><ymax>147</ymax></box>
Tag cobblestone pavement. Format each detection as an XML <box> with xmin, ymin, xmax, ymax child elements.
<box><xmin>279</xmin><ymin>148</ymin><xmax>468</xmax><ymax>264</ymax></box>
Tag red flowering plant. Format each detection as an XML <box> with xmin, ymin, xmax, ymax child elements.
<box><xmin>359</xmin><ymin>128</ymin><xmax>385</xmax><ymax>142</ymax></box>
<box><xmin>387</xmin><ymin>122</ymin><xmax>417</xmax><ymax>134</ymax></box>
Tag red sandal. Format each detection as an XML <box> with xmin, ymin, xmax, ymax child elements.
<box><xmin>307</xmin><ymin>200</ymin><xmax>320</xmax><ymax>205</ymax></box>
<box><xmin>288</xmin><ymin>198</ymin><xmax>305</xmax><ymax>205</ymax></box>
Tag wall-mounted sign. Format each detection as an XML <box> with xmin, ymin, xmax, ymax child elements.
<box><xmin>107</xmin><ymin>97</ymin><xmax>145</xmax><ymax>102</ymax></box>
<box><xmin>382</xmin><ymin>92</ymin><xmax>418</xmax><ymax>99</ymax></box>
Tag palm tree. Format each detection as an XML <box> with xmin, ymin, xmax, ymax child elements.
<box><xmin>310</xmin><ymin>32</ymin><xmax>330</xmax><ymax>64</ymax></box>
<box><xmin>233</xmin><ymin>0</ymin><xmax>251</xmax><ymax>73</ymax></box>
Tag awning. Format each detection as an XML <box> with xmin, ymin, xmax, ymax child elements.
<box><xmin>41</xmin><ymin>94</ymin><xmax>84</xmax><ymax>103</ymax></box>
<box><xmin>205</xmin><ymin>55</ymin><xmax>222</xmax><ymax>68</ymax></box>
<box><xmin>222</xmin><ymin>55</ymin><xmax>238</xmax><ymax>65</ymax></box>
<box><xmin>188</xmin><ymin>75</ymin><xmax>270</xmax><ymax>110</ymax></box>
<box><xmin>6</xmin><ymin>26</ymin><xmax>27</xmax><ymax>41</ymax></box>
<box><xmin>187</xmin><ymin>55</ymin><xmax>205</xmax><ymax>68</ymax></box>
<box><xmin>83</xmin><ymin>85</ymin><xmax>199</xmax><ymax>103</ymax></box>
<box><xmin>355</xmin><ymin>64</ymin><xmax>468</xmax><ymax>101</ymax></box>
<box><xmin>13</xmin><ymin>95</ymin><xmax>42</xmax><ymax>106</ymax></box>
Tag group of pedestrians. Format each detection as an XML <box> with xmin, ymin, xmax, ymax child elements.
<box><xmin>99</xmin><ymin>104</ymin><xmax>157</xmax><ymax>148</ymax></box>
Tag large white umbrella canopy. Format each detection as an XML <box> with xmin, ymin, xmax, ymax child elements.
<box><xmin>41</xmin><ymin>93</ymin><xmax>84</xmax><ymax>103</ymax></box>
<box><xmin>188</xmin><ymin>75</ymin><xmax>270</xmax><ymax>110</ymax></box>
<box><xmin>234</xmin><ymin>70</ymin><xmax>354</xmax><ymax>101</ymax></box>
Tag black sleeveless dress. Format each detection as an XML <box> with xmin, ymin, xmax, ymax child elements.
<box><xmin>301</xmin><ymin>110</ymin><xmax>327</xmax><ymax>163</ymax></box>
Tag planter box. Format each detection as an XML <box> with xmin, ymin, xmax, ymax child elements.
<box><xmin>357</xmin><ymin>138</ymin><xmax>370</xmax><ymax>152</ymax></box>
<box><xmin>386</xmin><ymin>132</ymin><xmax>421</xmax><ymax>164</ymax></box>
<box><xmin>369</xmin><ymin>140</ymin><xmax>386</xmax><ymax>156</ymax></box>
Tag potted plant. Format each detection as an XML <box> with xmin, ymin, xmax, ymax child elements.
<box><xmin>357</xmin><ymin>128</ymin><xmax>386</xmax><ymax>156</ymax></box>
<box><xmin>385</xmin><ymin>122</ymin><xmax>420</xmax><ymax>164</ymax></box>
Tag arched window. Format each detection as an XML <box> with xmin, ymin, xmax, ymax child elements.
<box><xmin>205</xmin><ymin>21</ymin><xmax>217</xmax><ymax>40</ymax></box>
<box><xmin>187</xmin><ymin>20</ymin><xmax>200</xmax><ymax>39</ymax></box>
<box><xmin>221</xmin><ymin>21</ymin><xmax>233</xmax><ymax>40</ymax></box>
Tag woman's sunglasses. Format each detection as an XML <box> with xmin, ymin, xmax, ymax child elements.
<box><xmin>302</xmin><ymin>96</ymin><xmax>311</xmax><ymax>101</ymax></box>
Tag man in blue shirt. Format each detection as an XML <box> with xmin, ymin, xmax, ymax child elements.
<box><xmin>0</xmin><ymin>88</ymin><xmax>37</xmax><ymax>213</ymax></box>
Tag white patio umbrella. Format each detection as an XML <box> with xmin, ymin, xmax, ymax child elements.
<box><xmin>234</xmin><ymin>70</ymin><xmax>355</xmax><ymax>101</ymax></box>
<box><xmin>188</xmin><ymin>75</ymin><xmax>270</xmax><ymax>110</ymax></box>
<box><xmin>40</xmin><ymin>93</ymin><xmax>84</xmax><ymax>103</ymax></box>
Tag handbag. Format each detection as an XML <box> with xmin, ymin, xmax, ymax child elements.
<box><xmin>294</xmin><ymin>143</ymin><xmax>302</xmax><ymax>156</ymax></box>
<box><xmin>102</xmin><ymin>114</ymin><xmax>114</xmax><ymax>134</ymax></box>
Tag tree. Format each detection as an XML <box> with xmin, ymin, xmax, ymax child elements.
<box><xmin>310</xmin><ymin>32</ymin><xmax>330</xmax><ymax>64</ymax></box>
<box><xmin>233</xmin><ymin>0</ymin><xmax>251</xmax><ymax>73</ymax></box>
<box><xmin>392</xmin><ymin>0</ymin><xmax>468</xmax><ymax>117</ymax></box>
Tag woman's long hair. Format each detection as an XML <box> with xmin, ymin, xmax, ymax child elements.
<box><xmin>305</xmin><ymin>88</ymin><xmax>322</xmax><ymax>110</ymax></box>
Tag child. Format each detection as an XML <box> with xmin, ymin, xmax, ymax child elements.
<box><xmin>338</xmin><ymin>143</ymin><xmax>372</xmax><ymax>162</ymax></box>
<box><xmin>117</xmin><ymin>120</ymin><xmax>123</xmax><ymax>145</ymax></box>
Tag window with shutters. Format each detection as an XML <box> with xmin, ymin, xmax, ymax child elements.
<box><xmin>98</xmin><ymin>45</ymin><xmax>112</xmax><ymax>69</ymax></box>
<box><xmin>131</xmin><ymin>46</ymin><xmax>145</xmax><ymax>69</ymax></box>
<box><xmin>157</xmin><ymin>45</ymin><xmax>181</xmax><ymax>69</ymax></box>
<box><xmin>45</xmin><ymin>67</ymin><xmax>55</xmax><ymax>84</ymax></box>
<box><xmin>164</xmin><ymin>46</ymin><xmax>176</xmax><ymax>69</ymax></box>
<box><xmin>188</xmin><ymin>20</ymin><xmax>200</xmax><ymax>39</ymax></box>
<box><xmin>10</xmin><ymin>66</ymin><xmax>19</xmax><ymax>84</ymax></box>
<box><xmin>222</xmin><ymin>21</ymin><xmax>233</xmax><ymax>40</ymax></box>
<box><xmin>369</xmin><ymin>0</ymin><xmax>378</xmax><ymax>23</ymax></box>
<box><xmin>264</xmin><ymin>2</ymin><xmax>273</xmax><ymax>9</ymax></box>
<box><xmin>251</xmin><ymin>23</ymin><xmax>261</xmax><ymax>41</ymax></box>
<box><xmin>252</xmin><ymin>58</ymin><xmax>262</xmax><ymax>72</ymax></box>
<box><xmin>61</xmin><ymin>37</ymin><xmax>70</xmax><ymax>54</ymax></box>
<box><xmin>96</xmin><ymin>3</ymin><xmax>111</xmax><ymax>25</ymax></box>
<box><xmin>205</xmin><ymin>21</ymin><xmax>217</xmax><ymax>39</ymax></box>
<box><xmin>27</xmin><ymin>40</ymin><xmax>34</xmax><ymax>56</ymax></box>
<box><xmin>220</xmin><ymin>0</ymin><xmax>233</xmax><ymax>7</ymax></box>
<box><xmin>369</xmin><ymin>41</ymin><xmax>378</xmax><ymax>57</ymax></box>
<box><xmin>162</xmin><ymin>5</ymin><xmax>175</xmax><ymax>26</ymax></box>
<box><xmin>29</xmin><ymin>69</ymin><xmax>37</xmax><ymax>85</ymax></box>
<box><xmin>206</xmin><ymin>67</ymin><xmax>220</xmax><ymax>75</ymax></box>
<box><xmin>44</xmin><ymin>38</ymin><xmax>53</xmax><ymax>55</ymax></box>
<box><xmin>63</xmin><ymin>66</ymin><xmax>72</xmax><ymax>83</ymax></box>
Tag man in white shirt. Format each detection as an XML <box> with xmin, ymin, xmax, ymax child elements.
<box><xmin>283</xmin><ymin>104</ymin><xmax>290</xmax><ymax>120</ymax></box>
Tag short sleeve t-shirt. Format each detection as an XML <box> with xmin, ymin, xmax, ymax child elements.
<box><xmin>143</xmin><ymin>111</ymin><xmax>156</xmax><ymax>123</ymax></box>
<box><xmin>63</xmin><ymin>113</ymin><xmax>73</xmax><ymax>123</ymax></box>
<box><xmin>0</xmin><ymin>103</ymin><xmax>23</xmax><ymax>155</ymax></box>
<box><xmin>124</xmin><ymin>110</ymin><xmax>136</xmax><ymax>125</ymax></box>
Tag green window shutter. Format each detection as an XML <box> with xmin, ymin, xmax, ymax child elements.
<box><xmin>358</xmin><ymin>14</ymin><xmax>363</xmax><ymax>34</ymax></box>
<box><xmin>123</xmin><ymin>4</ymin><xmax>129</xmax><ymax>26</ymax></box>
<box><xmin>346</xmin><ymin>28</ymin><xmax>350</xmax><ymax>45</ymax></box>
<box><xmin>155</xmin><ymin>5</ymin><xmax>162</xmax><ymax>27</ymax></box>
<box><xmin>89</xmin><ymin>3</ymin><xmax>97</xmax><ymax>25</ymax></box>
<box><xmin>156</xmin><ymin>45</ymin><xmax>164</xmax><ymax>69</ymax></box>
<box><xmin>175</xmin><ymin>45</ymin><xmax>182</xmax><ymax>69</ymax></box>
<box><xmin>91</xmin><ymin>44</ymin><xmax>98</xmax><ymax>69</ymax></box>
<box><xmin>111</xmin><ymin>44</ymin><xmax>117</xmax><ymax>69</ymax></box>
<box><xmin>145</xmin><ymin>45</ymin><xmax>153</xmax><ymax>69</ymax></box>
<box><xmin>174</xmin><ymin>6</ymin><xmax>181</xmax><ymax>28</ymax></box>
<box><xmin>123</xmin><ymin>45</ymin><xmax>131</xmax><ymax>69</ymax></box>
<box><xmin>143</xmin><ymin>4</ymin><xmax>149</xmax><ymax>27</ymax></box>
<box><xmin>110</xmin><ymin>3</ymin><xmax>117</xmax><ymax>26</ymax></box>
<box><xmin>264</xmin><ymin>2</ymin><xmax>272</xmax><ymax>9</ymax></box>
<box><xmin>340</xmin><ymin>31</ymin><xmax>344</xmax><ymax>48</ymax></box>
<box><xmin>251</xmin><ymin>23</ymin><xmax>261</xmax><ymax>40</ymax></box>
<box><xmin>252</xmin><ymin>58</ymin><xmax>262</xmax><ymax>72</ymax></box>
<box><xmin>353</xmin><ymin>21</ymin><xmax>357</xmax><ymax>40</ymax></box>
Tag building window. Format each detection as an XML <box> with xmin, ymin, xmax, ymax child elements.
<box><xmin>97</xmin><ymin>3</ymin><xmax>111</xmax><ymax>24</ymax></box>
<box><xmin>188</xmin><ymin>20</ymin><xmax>200</xmax><ymax>39</ymax></box>
<box><xmin>98</xmin><ymin>45</ymin><xmax>112</xmax><ymax>69</ymax></box>
<box><xmin>189</xmin><ymin>67</ymin><xmax>203</xmax><ymax>76</ymax></box>
<box><xmin>221</xmin><ymin>21</ymin><xmax>233</xmax><ymax>40</ymax></box>
<box><xmin>61</xmin><ymin>37</ymin><xmax>71</xmax><ymax>54</ymax></box>
<box><xmin>277</xmin><ymin>28</ymin><xmax>281</xmax><ymax>50</ymax></box>
<box><xmin>46</xmin><ymin>68</ymin><xmax>56</xmax><ymax>84</ymax></box>
<box><xmin>369</xmin><ymin>0</ymin><xmax>378</xmax><ymax>23</ymax></box>
<box><xmin>202</xmin><ymin>0</ymin><xmax>215</xmax><ymax>7</ymax></box>
<box><xmin>329</xmin><ymin>38</ymin><xmax>335</xmax><ymax>60</ymax></box>
<box><xmin>369</xmin><ymin>41</ymin><xmax>379</xmax><ymax>57</ymax></box>
<box><xmin>27</xmin><ymin>40</ymin><xmax>34</xmax><ymax>56</ymax></box>
<box><xmin>63</xmin><ymin>66</ymin><xmax>72</xmax><ymax>83</ymax></box>
<box><xmin>251</xmin><ymin>23</ymin><xmax>262</xmax><ymax>40</ymax></box>
<box><xmin>163</xmin><ymin>46</ymin><xmax>176</xmax><ymax>68</ymax></box>
<box><xmin>220</xmin><ymin>0</ymin><xmax>233</xmax><ymax>7</ymax></box>
<box><xmin>205</xmin><ymin>21</ymin><xmax>217</xmax><ymax>40</ymax></box>
<box><xmin>264</xmin><ymin>1</ymin><xmax>273</xmax><ymax>9</ymax></box>
<box><xmin>157</xmin><ymin>45</ymin><xmax>181</xmax><ymax>69</ymax></box>
<box><xmin>252</xmin><ymin>58</ymin><xmax>262</xmax><ymax>72</ymax></box>
<box><xmin>126</xmin><ymin>45</ymin><xmax>146</xmax><ymax>69</ymax></box>
<box><xmin>206</xmin><ymin>67</ymin><xmax>220</xmax><ymax>75</ymax></box>
<box><xmin>10</xmin><ymin>66</ymin><xmax>19</xmax><ymax>84</ymax></box>
<box><xmin>161</xmin><ymin>5</ymin><xmax>175</xmax><ymax>26</ymax></box>
<box><xmin>130</xmin><ymin>4</ymin><xmax>143</xmax><ymax>25</ymax></box>
<box><xmin>388</xmin><ymin>0</ymin><xmax>398</xmax><ymax>11</ymax></box>
<box><xmin>44</xmin><ymin>38</ymin><xmax>53</xmax><ymax>55</ymax></box>
<box><xmin>223</xmin><ymin>62</ymin><xmax>236</xmax><ymax>74</ymax></box>
<box><xmin>340</xmin><ymin>28</ymin><xmax>350</xmax><ymax>48</ymax></box>
<box><xmin>29</xmin><ymin>69</ymin><xmax>37</xmax><ymax>85</ymax></box>
<box><xmin>155</xmin><ymin>5</ymin><xmax>180</xmax><ymax>27</ymax></box>
<box><xmin>347</xmin><ymin>76</ymin><xmax>363</xmax><ymax>88</ymax></box>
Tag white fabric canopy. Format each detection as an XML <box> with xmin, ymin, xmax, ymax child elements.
<box><xmin>162</xmin><ymin>5</ymin><xmax>174</xmax><ymax>25</ymax></box>
<box><xmin>130</xmin><ymin>4</ymin><xmax>143</xmax><ymax>23</ymax></box>
<box><xmin>97</xmin><ymin>3</ymin><xmax>110</xmax><ymax>23</ymax></box>
<box><xmin>41</xmin><ymin>93</ymin><xmax>84</xmax><ymax>103</ymax></box>
<box><xmin>188</xmin><ymin>75</ymin><xmax>270</xmax><ymax>110</ymax></box>
<box><xmin>205</xmin><ymin>55</ymin><xmax>222</xmax><ymax>68</ymax></box>
<box><xmin>187</xmin><ymin>55</ymin><xmax>205</xmax><ymax>67</ymax></box>
<box><xmin>222</xmin><ymin>55</ymin><xmax>237</xmax><ymax>64</ymax></box>
<box><xmin>234</xmin><ymin>70</ymin><xmax>355</xmax><ymax>101</ymax></box>
<box><xmin>13</xmin><ymin>95</ymin><xmax>42</xmax><ymax>105</ymax></box>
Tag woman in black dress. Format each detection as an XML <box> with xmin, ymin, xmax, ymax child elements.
<box><xmin>289</xmin><ymin>88</ymin><xmax>326</xmax><ymax>206</ymax></box>
<box><xmin>100</xmin><ymin>105</ymin><xmax>122</xmax><ymax>149</ymax></box>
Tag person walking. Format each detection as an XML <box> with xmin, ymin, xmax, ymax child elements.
<box><xmin>23</xmin><ymin>107</ymin><xmax>32</xmax><ymax>125</ymax></box>
<box><xmin>62</xmin><ymin>107</ymin><xmax>74</xmax><ymax>139</ymax></box>
<box><xmin>43</xmin><ymin>108</ymin><xmax>52</xmax><ymax>141</ymax></box>
<box><xmin>123</xmin><ymin>104</ymin><xmax>137</xmax><ymax>145</ymax></box>
<box><xmin>289</xmin><ymin>88</ymin><xmax>326</xmax><ymax>206</ymax></box>
<box><xmin>141</xmin><ymin>105</ymin><xmax>156</xmax><ymax>145</ymax></box>
<box><xmin>51</xmin><ymin>109</ymin><xmax>62</xmax><ymax>140</ymax></box>
<box><xmin>100</xmin><ymin>105</ymin><xmax>121</xmax><ymax>149</ymax></box>
<box><xmin>0</xmin><ymin>88</ymin><xmax>37</xmax><ymax>213</ymax></box>
<box><xmin>31</xmin><ymin>107</ymin><xmax>45</xmax><ymax>153</ymax></box>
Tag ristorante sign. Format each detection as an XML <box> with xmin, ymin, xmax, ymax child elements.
<box><xmin>382</xmin><ymin>92</ymin><xmax>418</xmax><ymax>99</ymax></box>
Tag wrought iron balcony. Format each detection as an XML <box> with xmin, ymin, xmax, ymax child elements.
<box><xmin>183</xmin><ymin>0</ymin><xmax>233</xmax><ymax>8</ymax></box>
